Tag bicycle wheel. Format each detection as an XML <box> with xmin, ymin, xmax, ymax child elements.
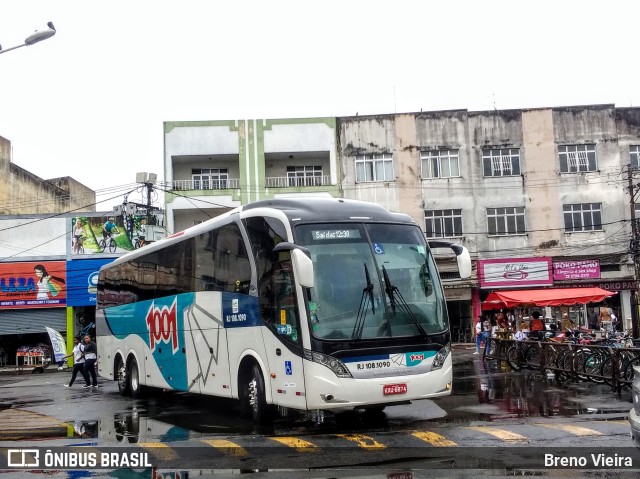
<box><xmin>523</xmin><ymin>343</ymin><xmax>540</xmax><ymax>369</ymax></box>
<box><xmin>624</xmin><ymin>357</ymin><xmax>640</xmax><ymax>382</ymax></box>
<box><xmin>98</xmin><ymin>239</ymin><xmax>106</xmax><ymax>252</ymax></box>
<box><xmin>583</xmin><ymin>350</ymin><xmax>605</xmax><ymax>383</ymax></box>
<box><xmin>108</xmin><ymin>238</ymin><xmax>117</xmax><ymax>253</ymax></box>
<box><xmin>573</xmin><ymin>348</ymin><xmax>592</xmax><ymax>380</ymax></box>
<box><xmin>601</xmin><ymin>355</ymin><xmax>625</xmax><ymax>387</ymax></box>
<box><xmin>506</xmin><ymin>345</ymin><xmax>523</xmax><ymax>370</ymax></box>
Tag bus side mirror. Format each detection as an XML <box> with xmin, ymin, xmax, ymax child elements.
<box><xmin>291</xmin><ymin>249</ymin><xmax>314</xmax><ymax>288</ymax></box>
<box><xmin>273</xmin><ymin>242</ymin><xmax>315</xmax><ymax>288</ymax></box>
<box><xmin>428</xmin><ymin>240</ymin><xmax>472</xmax><ymax>279</ymax></box>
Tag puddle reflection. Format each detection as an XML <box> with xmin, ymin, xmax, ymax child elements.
<box><xmin>449</xmin><ymin>357</ymin><xmax>629</xmax><ymax>421</ymax></box>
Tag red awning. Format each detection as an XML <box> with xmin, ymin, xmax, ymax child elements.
<box><xmin>483</xmin><ymin>287</ymin><xmax>615</xmax><ymax>310</ymax></box>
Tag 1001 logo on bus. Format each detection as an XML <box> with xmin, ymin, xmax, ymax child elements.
<box><xmin>145</xmin><ymin>298</ymin><xmax>178</xmax><ymax>353</ymax></box>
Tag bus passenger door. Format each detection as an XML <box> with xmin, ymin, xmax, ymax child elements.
<box><xmin>260</xmin><ymin>259</ymin><xmax>307</xmax><ymax>411</ymax></box>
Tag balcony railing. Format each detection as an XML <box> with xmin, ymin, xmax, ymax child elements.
<box><xmin>265</xmin><ymin>176</ymin><xmax>331</xmax><ymax>188</ymax></box>
<box><xmin>171</xmin><ymin>179</ymin><xmax>239</xmax><ymax>191</ymax></box>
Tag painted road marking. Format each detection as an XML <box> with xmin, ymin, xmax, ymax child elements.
<box><xmin>335</xmin><ymin>434</ymin><xmax>386</xmax><ymax>449</ymax></box>
<box><xmin>412</xmin><ymin>431</ymin><xmax>457</xmax><ymax>447</ymax></box>
<box><xmin>269</xmin><ymin>436</ymin><xmax>318</xmax><ymax>451</ymax></box>
<box><xmin>201</xmin><ymin>439</ymin><xmax>249</xmax><ymax>457</ymax></box>
<box><xmin>138</xmin><ymin>442</ymin><xmax>178</xmax><ymax>460</ymax></box>
<box><xmin>466</xmin><ymin>426</ymin><xmax>528</xmax><ymax>442</ymax></box>
<box><xmin>537</xmin><ymin>424</ymin><xmax>603</xmax><ymax>436</ymax></box>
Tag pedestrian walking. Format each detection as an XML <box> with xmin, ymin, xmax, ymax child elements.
<box><xmin>82</xmin><ymin>335</ymin><xmax>99</xmax><ymax>388</ymax></box>
<box><xmin>62</xmin><ymin>337</ymin><xmax>90</xmax><ymax>388</ymax></box>
<box><xmin>474</xmin><ymin>318</ymin><xmax>483</xmax><ymax>354</ymax></box>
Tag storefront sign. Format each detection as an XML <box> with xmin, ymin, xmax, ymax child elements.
<box><xmin>553</xmin><ymin>280</ymin><xmax>639</xmax><ymax>291</ymax></box>
<box><xmin>66</xmin><ymin>259</ymin><xmax>114</xmax><ymax>306</ymax></box>
<box><xmin>0</xmin><ymin>261</ymin><xmax>67</xmax><ymax>309</ymax></box>
<box><xmin>443</xmin><ymin>288</ymin><xmax>472</xmax><ymax>301</ymax></box>
<box><xmin>553</xmin><ymin>260</ymin><xmax>600</xmax><ymax>280</ymax></box>
<box><xmin>478</xmin><ymin>257</ymin><xmax>552</xmax><ymax>288</ymax></box>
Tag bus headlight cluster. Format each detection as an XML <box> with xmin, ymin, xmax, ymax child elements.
<box><xmin>304</xmin><ymin>350</ymin><xmax>352</xmax><ymax>378</ymax></box>
<box><xmin>431</xmin><ymin>344</ymin><xmax>451</xmax><ymax>370</ymax></box>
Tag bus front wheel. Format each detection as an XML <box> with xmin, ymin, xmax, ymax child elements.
<box><xmin>247</xmin><ymin>364</ymin><xmax>270</xmax><ymax>424</ymax></box>
<box><xmin>128</xmin><ymin>357</ymin><xmax>142</xmax><ymax>399</ymax></box>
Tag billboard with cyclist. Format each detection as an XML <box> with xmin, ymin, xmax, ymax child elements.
<box><xmin>71</xmin><ymin>216</ymin><xmax>137</xmax><ymax>254</ymax></box>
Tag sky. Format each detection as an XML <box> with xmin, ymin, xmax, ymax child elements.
<box><xmin>1</xmin><ymin>0</ymin><xmax>639</xmax><ymax>210</ymax></box>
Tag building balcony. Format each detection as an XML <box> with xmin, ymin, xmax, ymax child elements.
<box><xmin>170</xmin><ymin>179</ymin><xmax>240</xmax><ymax>191</ymax></box>
<box><xmin>265</xmin><ymin>176</ymin><xmax>331</xmax><ymax>188</ymax></box>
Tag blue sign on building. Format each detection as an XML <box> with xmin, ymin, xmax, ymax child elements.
<box><xmin>66</xmin><ymin>259</ymin><xmax>113</xmax><ymax>306</ymax></box>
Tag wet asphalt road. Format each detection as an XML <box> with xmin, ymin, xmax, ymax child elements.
<box><xmin>0</xmin><ymin>346</ymin><xmax>637</xmax><ymax>477</ymax></box>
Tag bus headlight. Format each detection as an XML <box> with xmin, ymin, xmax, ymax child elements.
<box><xmin>304</xmin><ymin>350</ymin><xmax>352</xmax><ymax>378</ymax></box>
<box><xmin>431</xmin><ymin>344</ymin><xmax>451</xmax><ymax>370</ymax></box>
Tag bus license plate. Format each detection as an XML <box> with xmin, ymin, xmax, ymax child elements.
<box><xmin>383</xmin><ymin>383</ymin><xmax>407</xmax><ymax>395</ymax></box>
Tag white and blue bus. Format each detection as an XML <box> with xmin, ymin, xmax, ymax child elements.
<box><xmin>96</xmin><ymin>198</ymin><xmax>471</xmax><ymax>423</ymax></box>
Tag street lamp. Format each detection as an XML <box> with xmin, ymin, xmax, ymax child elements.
<box><xmin>0</xmin><ymin>22</ymin><xmax>56</xmax><ymax>55</ymax></box>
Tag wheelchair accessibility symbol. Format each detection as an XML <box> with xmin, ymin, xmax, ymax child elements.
<box><xmin>373</xmin><ymin>243</ymin><xmax>385</xmax><ymax>255</ymax></box>
<box><xmin>285</xmin><ymin>361</ymin><xmax>292</xmax><ymax>375</ymax></box>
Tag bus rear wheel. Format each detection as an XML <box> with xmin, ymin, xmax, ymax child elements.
<box><xmin>128</xmin><ymin>357</ymin><xmax>143</xmax><ymax>399</ymax></box>
<box><xmin>116</xmin><ymin>356</ymin><xmax>129</xmax><ymax>396</ymax></box>
<box><xmin>247</xmin><ymin>364</ymin><xmax>270</xmax><ymax>424</ymax></box>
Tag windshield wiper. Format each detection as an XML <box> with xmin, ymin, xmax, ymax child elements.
<box><xmin>351</xmin><ymin>264</ymin><xmax>375</xmax><ymax>341</ymax></box>
<box><xmin>382</xmin><ymin>265</ymin><xmax>427</xmax><ymax>337</ymax></box>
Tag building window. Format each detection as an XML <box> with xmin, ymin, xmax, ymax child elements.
<box><xmin>286</xmin><ymin>166</ymin><xmax>322</xmax><ymax>186</ymax></box>
<box><xmin>482</xmin><ymin>149</ymin><xmax>521</xmax><ymax>177</ymax></box>
<box><xmin>425</xmin><ymin>209</ymin><xmax>462</xmax><ymax>238</ymax></box>
<box><xmin>421</xmin><ymin>150</ymin><xmax>460</xmax><ymax>178</ymax></box>
<box><xmin>563</xmin><ymin>203</ymin><xmax>602</xmax><ymax>232</ymax></box>
<box><xmin>192</xmin><ymin>168</ymin><xmax>228</xmax><ymax>189</ymax></box>
<box><xmin>355</xmin><ymin>154</ymin><xmax>394</xmax><ymax>183</ymax></box>
<box><xmin>487</xmin><ymin>207</ymin><xmax>526</xmax><ymax>236</ymax></box>
<box><xmin>558</xmin><ymin>144</ymin><xmax>597</xmax><ymax>173</ymax></box>
<box><xmin>631</xmin><ymin>145</ymin><xmax>640</xmax><ymax>169</ymax></box>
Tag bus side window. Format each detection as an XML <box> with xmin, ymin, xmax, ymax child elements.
<box><xmin>196</xmin><ymin>223</ymin><xmax>251</xmax><ymax>294</ymax></box>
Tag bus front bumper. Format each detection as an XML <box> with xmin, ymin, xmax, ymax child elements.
<box><xmin>303</xmin><ymin>355</ymin><xmax>453</xmax><ymax>411</ymax></box>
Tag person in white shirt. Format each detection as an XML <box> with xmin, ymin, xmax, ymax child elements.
<box><xmin>62</xmin><ymin>338</ymin><xmax>89</xmax><ymax>388</ymax></box>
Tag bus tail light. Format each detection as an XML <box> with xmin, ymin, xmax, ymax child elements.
<box><xmin>431</xmin><ymin>344</ymin><xmax>451</xmax><ymax>370</ymax></box>
<box><xmin>304</xmin><ymin>350</ymin><xmax>352</xmax><ymax>378</ymax></box>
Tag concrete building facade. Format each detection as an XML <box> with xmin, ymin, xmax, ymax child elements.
<box><xmin>163</xmin><ymin>105</ymin><xmax>640</xmax><ymax>340</ymax></box>
<box><xmin>163</xmin><ymin>118</ymin><xmax>339</xmax><ymax>233</ymax></box>
<box><xmin>0</xmin><ymin>136</ymin><xmax>95</xmax><ymax>215</ymax></box>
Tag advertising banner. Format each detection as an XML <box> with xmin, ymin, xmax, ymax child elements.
<box><xmin>71</xmin><ymin>216</ymin><xmax>134</xmax><ymax>255</ymax></box>
<box><xmin>0</xmin><ymin>261</ymin><xmax>67</xmax><ymax>309</ymax></box>
<box><xmin>46</xmin><ymin>327</ymin><xmax>67</xmax><ymax>364</ymax></box>
<box><xmin>478</xmin><ymin>257</ymin><xmax>552</xmax><ymax>288</ymax></box>
<box><xmin>552</xmin><ymin>259</ymin><xmax>600</xmax><ymax>280</ymax></box>
<box><xmin>66</xmin><ymin>259</ymin><xmax>114</xmax><ymax>306</ymax></box>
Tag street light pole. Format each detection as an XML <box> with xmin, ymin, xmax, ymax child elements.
<box><xmin>0</xmin><ymin>22</ymin><xmax>56</xmax><ymax>55</ymax></box>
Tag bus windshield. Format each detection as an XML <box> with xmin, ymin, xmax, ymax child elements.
<box><xmin>295</xmin><ymin>223</ymin><xmax>446</xmax><ymax>341</ymax></box>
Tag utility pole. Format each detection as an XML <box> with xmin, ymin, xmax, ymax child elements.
<box><xmin>628</xmin><ymin>165</ymin><xmax>640</xmax><ymax>339</ymax></box>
